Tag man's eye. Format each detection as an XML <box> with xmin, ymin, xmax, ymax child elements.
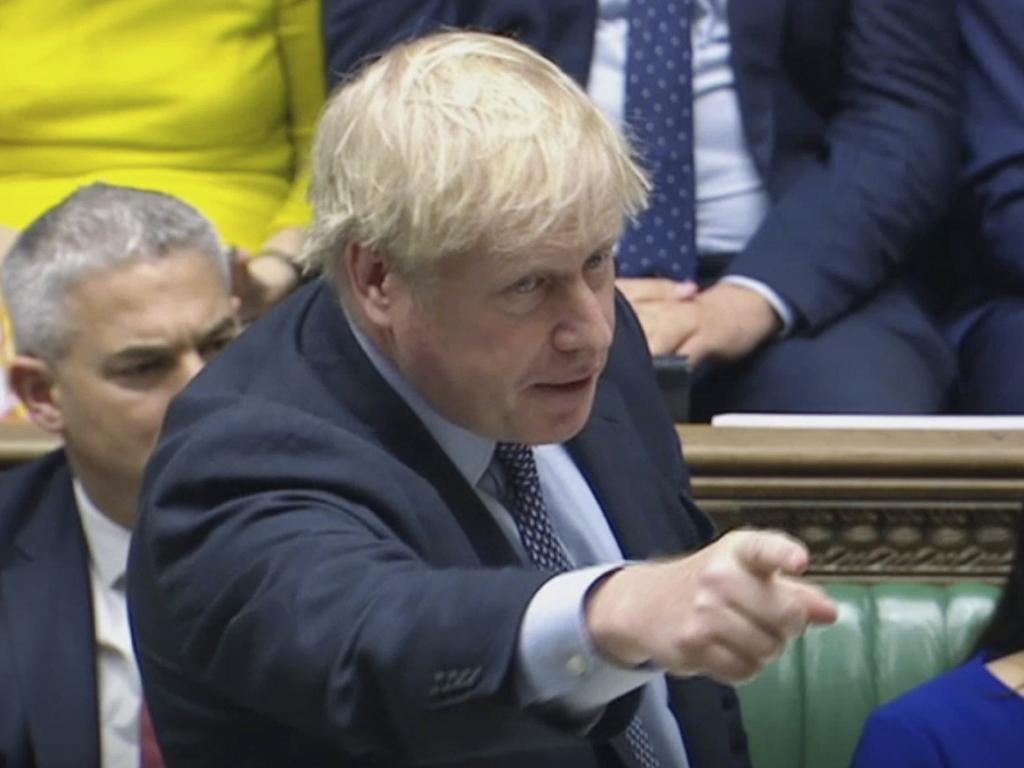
<box><xmin>510</xmin><ymin>275</ymin><xmax>544</xmax><ymax>294</ymax></box>
<box><xmin>585</xmin><ymin>250</ymin><xmax>611</xmax><ymax>271</ymax></box>
<box><xmin>116</xmin><ymin>359</ymin><xmax>167</xmax><ymax>378</ymax></box>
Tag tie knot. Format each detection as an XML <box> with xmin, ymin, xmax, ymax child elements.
<box><xmin>493</xmin><ymin>441</ymin><xmax>531</xmax><ymax>468</ymax></box>
<box><xmin>492</xmin><ymin>442</ymin><xmax>539</xmax><ymax>500</ymax></box>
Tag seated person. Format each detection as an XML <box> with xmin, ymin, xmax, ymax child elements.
<box><xmin>323</xmin><ymin>0</ymin><xmax>961</xmax><ymax>420</ymax></box>
<box><xmin>127</xmin><ymin>31</ymin><xmax>836</xmax><ymax>767</ymax></box>
<box><xmin>942</xmin><ymin>0</ymin><xmax>1024</xmax><ymax>413</ymax></box>
<box><xmin>0</xmin><ymin>0</ymin><xmax>325</xmax><ymax>417</ymax></box>
<box><xmin>0</xmin><ymin>183</ymin><xmax>239</xmax><ymax>767</ymax></box>
<box><xmin>850</xmin><ymin>521</ymin><xmax>1024</xmax><ymax>767</ymax></box>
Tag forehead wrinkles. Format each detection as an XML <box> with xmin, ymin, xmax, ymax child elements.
<box><xmin>62</xmin><ymin>256</ymin><xmax>228</xmax><ymax>359</ymax></box>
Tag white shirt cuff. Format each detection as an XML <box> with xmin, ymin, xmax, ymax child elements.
<box><xmin>516</xmin><ymin>565</ymin><xmax>661</xmax><ymax>722</ymax></box>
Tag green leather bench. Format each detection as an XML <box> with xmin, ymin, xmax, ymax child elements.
<box><xmin>737</xmin><ymin>582</ymin><xmax>1000</xmax><ymax>768</ymax></box>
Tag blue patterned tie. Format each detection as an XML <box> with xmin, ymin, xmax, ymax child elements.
<box><xmin>617</xmin><ymin>0</ymin><xmax>697</xmax><ymax>280</ymax></box>
<box><xmin>493</xmin><ymin>443</ymin><xmax>662</xmax><ymax>768</ymax></box>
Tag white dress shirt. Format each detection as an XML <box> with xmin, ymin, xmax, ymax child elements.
<box><xmin>75</xmin><ymin>480</ymin><xmax>143</xmax><ymax>768</ymax></box>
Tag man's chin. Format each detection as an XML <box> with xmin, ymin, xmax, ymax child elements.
<box><xmin>515</xmin><ymin>390</ymin><xmax>596</xmax><ymax>445</ymax></box>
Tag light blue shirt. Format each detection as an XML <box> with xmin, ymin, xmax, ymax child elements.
<box><xmin>346</xmin><ymin>314</ymin><xmax>691</xmax><ymax>766</ymax></box>
<box><xmin>590</xmin><ymin>0</ymin><xmax>795</xmax><ymax>331</ymax></box>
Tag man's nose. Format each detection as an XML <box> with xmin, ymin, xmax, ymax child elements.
<box><xmin>176</xmin><ymin>350</ymin><xmax>205</xmax><ymax>386</ymax></box>
<box><xmin>552</xmin><ymin>284</ymin><xmax>613</xmax><ymax>354</ymax></box>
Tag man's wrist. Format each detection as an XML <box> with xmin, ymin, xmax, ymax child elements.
<box><xmin>251</xmin><ymin>248</ymin><xmax>306</xmax><ymax>280</ymax></box>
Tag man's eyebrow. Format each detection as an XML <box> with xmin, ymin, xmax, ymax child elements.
<box><xmin>105</xmin><ymin>314</ymin><xmax>238</xmax><ymax>366</ymax></box>
<box><xmin>103</xmin><ymin>344</ymin><xmax>176</xmax><ymax>371</ymax></box>
<box><xmin>200</xmin><ymin>314</ymin><xmax>240</xmax><ymax>341</ymax></box>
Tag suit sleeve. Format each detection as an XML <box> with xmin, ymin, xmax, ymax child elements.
<box><xmin>960</xmin><ymin>0</ymin><xmax>1024</xmax><ymax>292</ymax></box>
<box><xmin>730</xmin><ymin>0</ymin><xmax>960</xmax><ymax>330</ymax></box>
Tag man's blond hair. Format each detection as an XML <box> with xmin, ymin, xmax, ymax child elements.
<box><xmin>304</xmin><ymin>30</ymin><xmax>649</xmax><ymax>283</ymax></box>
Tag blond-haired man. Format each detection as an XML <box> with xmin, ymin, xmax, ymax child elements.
<box><xmin>129</xmin><ymin>32</ymin><xmax>834</xmax><ymax>768</ymax></box>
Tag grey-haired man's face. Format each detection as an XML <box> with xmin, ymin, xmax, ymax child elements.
<box><xmin>48</xmin><ymin>248</ymin><xmax>238</xmax><ymax>519</ymax></box>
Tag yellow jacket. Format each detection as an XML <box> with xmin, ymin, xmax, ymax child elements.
<box><xmin>0</xmin><ymin>0</ymin><xmax>325</xmax><ymax>252</ymax></box>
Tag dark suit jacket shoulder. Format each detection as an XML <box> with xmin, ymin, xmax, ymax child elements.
<box><xmin>128</xmin><ymin>281</ymin><xmax>746</xmax><ymax>768</ymax></box>
<box><xmin>323</xmin><ymin>0</ymin><xmax>597</xmax><ymax>85</ymax></box>
<box><xmin>0</xmin><ymin>451</ymin><xmax>101</xmax><ymax>768</ymax></box>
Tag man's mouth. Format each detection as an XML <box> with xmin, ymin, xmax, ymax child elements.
<box><xmin>534</xmin><ymin>373</ymin><xmax>597</xmax><ymax>393</ymax></box>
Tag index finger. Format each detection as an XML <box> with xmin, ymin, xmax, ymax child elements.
<box><xmin>732</xmin><ymin>530</ymin><xmax>809</xmax><ymax>578</ymax></box>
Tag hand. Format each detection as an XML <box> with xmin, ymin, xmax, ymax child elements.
<box><xmin>230</xmin><ymin>227</ymin><xmax>308</xmax><ymax>325</ymax></box>
<box><xmin>233</xmin><ymin>251</ymin><xmax>301</xmax><ymax>325</ymax></box>
<box><xmin>617</xmin><ymin>277</ymin><xmax>699</xmax><ymax>355</ymax></box>
<box><xmin>675</xmin><ymin>282</ymin><xmax>781</xmax><ymax>366</ymax></box>
<box><xmin>585</xmin><ymin>529</ymin><xmax>837</xmax><ymax>683</ymax></box>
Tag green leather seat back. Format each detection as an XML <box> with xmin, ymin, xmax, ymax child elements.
<box><xmin>736</xmin><ymin>582</ymin><xmax>1000</xmax><ymax>768</ymax></box>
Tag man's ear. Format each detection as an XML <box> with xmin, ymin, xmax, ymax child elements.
<box><xmin>343</xmin><ymin>242</ymin><xmax>401</xmax><ymax>328</ymax></box>
<box><xmin>8</xmin><ymin>355</ymin><xmax>64</xmax><ymax>434</ymax></box>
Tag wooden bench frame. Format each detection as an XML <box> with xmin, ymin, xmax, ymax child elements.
<box><xmin>3</xmin><ymin>421</ymin><xmax>1019</xmax><ymax>581</ymax></box>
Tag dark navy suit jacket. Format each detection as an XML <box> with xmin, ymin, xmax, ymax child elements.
<box><xmin>957</xmin><ymin>0</ymin><xmax>1024</xmax><ymax>298</ymax></box>
<box><xmin>931</xmin><ymin>0</ymin><xmax>1024</xmax><ymax>412</ymax></box>
<box><xmin>938</xmin><ymin>0</ymin><xmax>1024</xmax><ymax>320</ymax></box>
<box><xmin>0</xmin><ymin>451</ymin><xmax>102</xmax><ymax>768</ymax></box>
<box><xmin>324</xmin><ymin>0</ymin><xmax>960</xmax><ymax>335</ymax></box>
<box><xmin>128</xmin><ymin>281</ymin><xmax>749</xmax><ymax>767</ymax></box>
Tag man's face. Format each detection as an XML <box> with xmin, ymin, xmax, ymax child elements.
<box><xmin>385</xmin><ymin>240</ymin><xmax>617</xmax><ymax>445</ymax></box>
<box><xmin>47</xmin><ymin>248</ymin><xmax>238</xmax><ymax>515</ymax></box>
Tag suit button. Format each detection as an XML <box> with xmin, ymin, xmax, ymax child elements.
<box><xmin>566</xmin><ymin>654</ymin><xmax>589</xmax><ymax>677</ymax></box>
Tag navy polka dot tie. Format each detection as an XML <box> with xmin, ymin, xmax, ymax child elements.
<box><xmin>617</xmin><ymin>0</ymin><xmax>697</xmax><ymax>281</ymax></box>
<box><xmin>493</xmin><ymin>443</ymin><xmax>662</xmax><ymax>768</ymax></box>
<box><xmin>493</xmin><ymin>442</ymin><xmax>573</xmax><ymax>571</ymax></box>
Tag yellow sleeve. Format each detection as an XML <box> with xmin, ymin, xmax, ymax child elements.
<box><xmin>266</xmin><ymin>0</ymin><xmax>326</xmax><ymax>239</ymax></box>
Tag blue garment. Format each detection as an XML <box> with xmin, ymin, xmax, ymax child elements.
<box><xmin>0</xmin><ymin>451</ymin><xmax>102</xmax><ymax>768</ymax></box>
<box><xmin>850</xmin><ymin>654</ymin><xmax>1024</xmax><ymax>768</ymax></box>
<box><xmin>943</xmin><ymin>0</ymin><xmax>1024</xmax><ymax>413</ymax></box>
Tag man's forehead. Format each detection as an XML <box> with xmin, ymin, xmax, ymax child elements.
<box><xmin>62</xmin><ymin>255</ymin><xmax>232</xmax><ymax>355</ymax></box>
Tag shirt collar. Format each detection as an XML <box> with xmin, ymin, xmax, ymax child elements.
<box><xmin>74</xmin><ymin>479</ymin><xmax>132</xmax><ymax>591</ymax></box>
<box><xmin>344</xmin><ymin>307</ymin><xmax>496</xmax><ymax>487</ymax></box>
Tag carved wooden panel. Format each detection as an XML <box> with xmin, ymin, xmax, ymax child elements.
<box><xmin>701</xmin><ymin>499</ymin><xmax>1020</xmax><ymax>581</ymax></box>
<box><xmin>678</xmin><ymin>425</ymin><xmax>1024</xmax><ymax>581</ymax></box>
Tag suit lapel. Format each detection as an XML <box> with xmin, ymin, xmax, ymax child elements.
<box><xmin>1</xmin><ymin>461</ymin><xmax>101</xmax><ymax>768</ymax></box>
<box><xmin>728</xmin><ymin>0</ymin><xmax>788</xmax><ymax>176</ymax></box>
<box><xmin>568</xmin><ymin>379</ymin><xmax>703</xmax><ymax>563</ymax></box>
<box><xmin>570</xmin><ymin>381</ymin><xmax>740</xmax><ymax>768</ymax></box>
